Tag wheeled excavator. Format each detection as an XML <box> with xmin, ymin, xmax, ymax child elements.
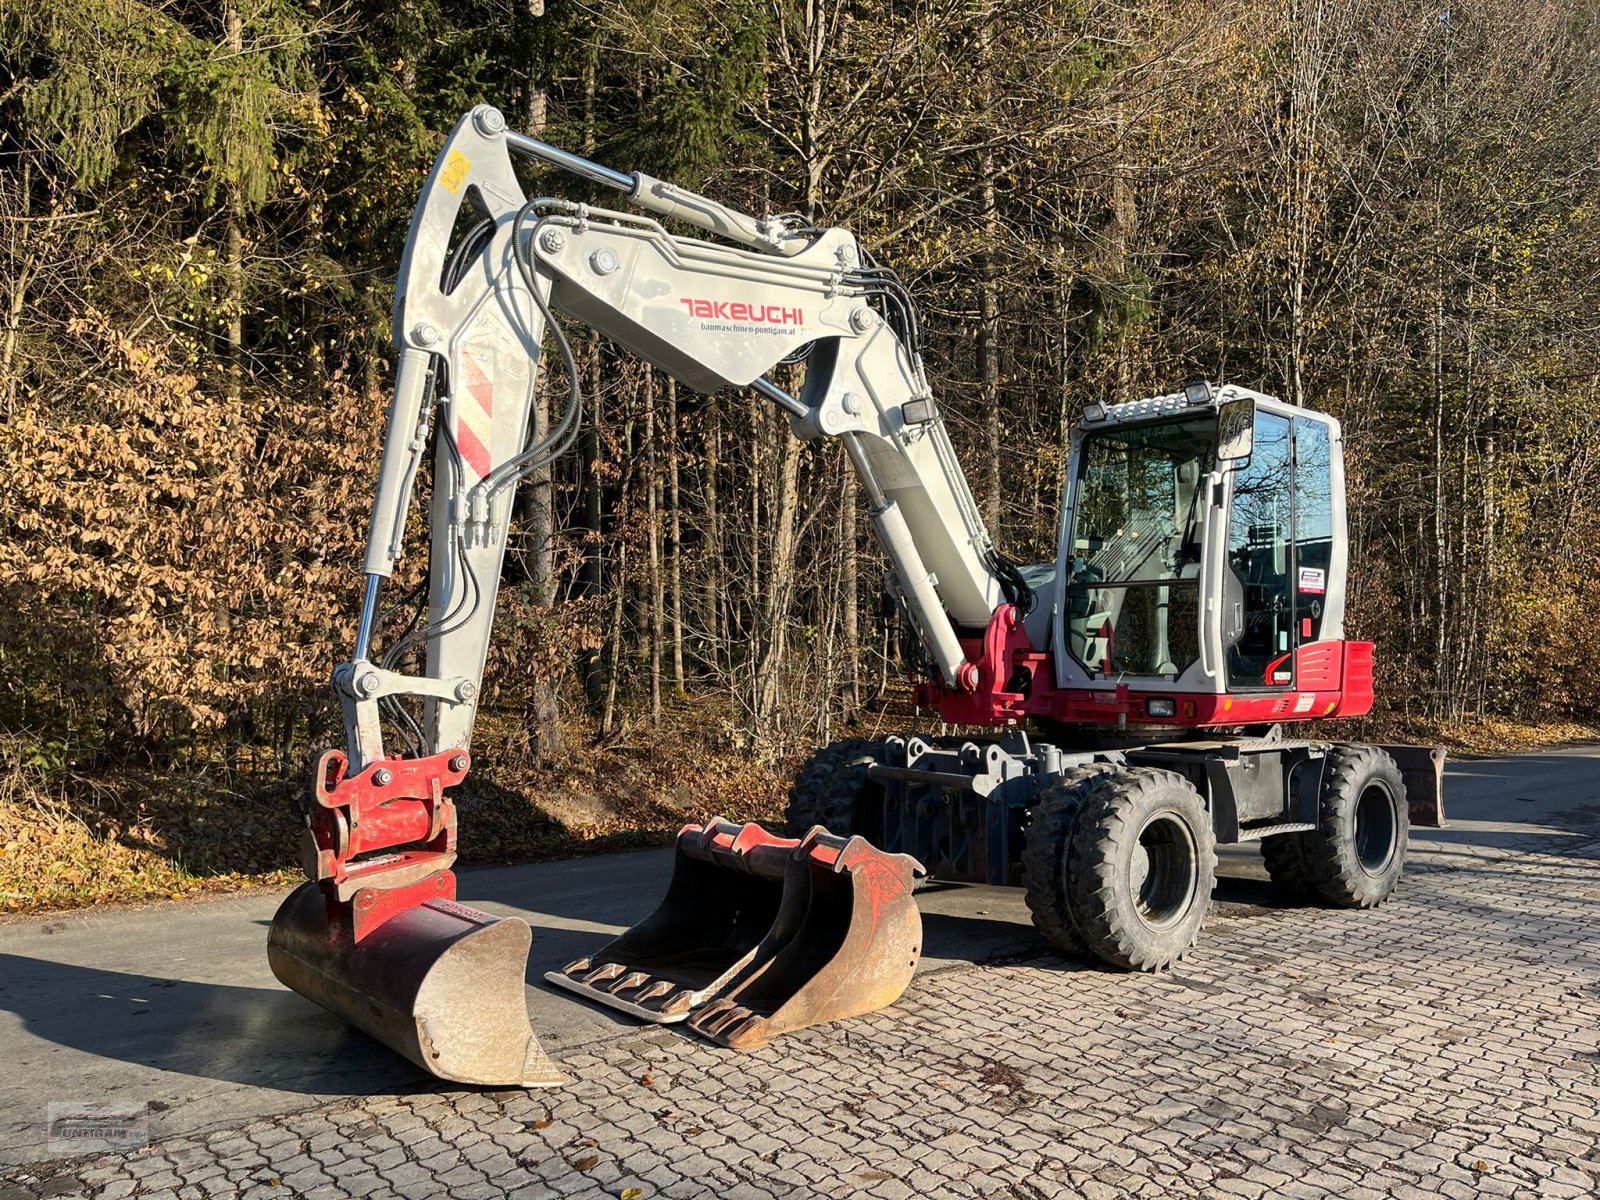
<box><xmin>267</xmin><ymin>106</ymin><xmax>1445</xmax><ymax>1086</ymax></box>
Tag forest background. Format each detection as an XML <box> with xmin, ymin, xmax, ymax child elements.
<box><xmin>3</xmin><ymin>0</ymin><xmax>1597</xmax><ymax>909</ymax></box>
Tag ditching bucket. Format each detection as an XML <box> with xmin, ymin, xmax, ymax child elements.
<box><xmin>547</xmin><ymin>820</ymin><xmax>923</xmax><ymax>1047</ymax></box>
<box><xmin>267</xmin><ymin>748</ymin><xmax>567</xmax><ymax>1088</ymax></box>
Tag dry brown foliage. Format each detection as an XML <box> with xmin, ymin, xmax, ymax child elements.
<box><xmin>0</xmin><ymin>311</ymin><xmax>375</xmax><ymax>763</ymax></box>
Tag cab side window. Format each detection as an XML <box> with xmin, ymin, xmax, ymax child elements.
<box><xmin>1225</xmin><ymin>411</ymin><xmax>1293</xmax><ymax>688</ymax></box>
<box><xmin>1293</xmin><ymin>420</ymin><xmax>1333</xmax><ymax>641</ymax></box>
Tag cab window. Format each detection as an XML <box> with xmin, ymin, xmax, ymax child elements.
<box><xmin>1225</xmin><ymin>412</ymin><xmax>1293</xmax><ymax>688</ymax></box>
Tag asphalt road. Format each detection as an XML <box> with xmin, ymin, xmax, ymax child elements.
<box><xmin>3</xmin><ymin>743</ymin><xmax>1596</xmax><ymax>1168</ymax></box>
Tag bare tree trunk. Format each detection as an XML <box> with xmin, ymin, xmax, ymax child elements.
<box><xmin>602</xmin><ymin>410</ymin><xmax>637</xmax><ymax>737</ymax></box>
<box><xmin>840</xmin><ymin>466</ymin><xmax>859</xmax><ymax>719</ymax></box>
<box><xmin>1430</xmin><ymin>249</ymin><xmax>1449</xmax><ymax>718</ymax></box>
<box><xmin>975</xmin><ymin>7</ymin><xmax>1002</xmax><ymax>532</ymax></box>
<box><xmin>645</xmin><ymin>366</ymin><xmax>663</xmax><ymax>724</ymax></box>
<box><xmin>0</xmin><ymin>162</ymin><xmax>37</xmax><ymax>415</ymax></box>
<box><xmin>1107</xmin><ymin>108</ymin><xmax>1136</xmax><ymax>405</ymax></box>
<box><xmin>224</xmin><ymin>1</ymin><xmax>244</xmax><ymax>405</ymax></box>
<box><xmin>666</xmin><ymin>376</ymin><xmax>685</xmax><ymax>695</ymax></box>
<box><xmin>756</xmin><ymin>426</ymin><xmax>802</xmax><ymax>733</ymax></box>
<box><xmin>578</xmin><ymin>49</ymin><xmax>605</xmax><ymax>710</ymax></box>
<box><xmin>704</xmin><ymin>394</ymin><xmax>725</xmax><ymax>676</ymax></box>
<box><xmin>519</xmin><ymin>47</ymin><xmax>564</xmax><ymax>757</ymax></box>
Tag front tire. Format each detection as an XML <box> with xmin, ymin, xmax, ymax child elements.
<box><xmin>1066</xmin><ymin>768</ymin><xmax>1216</xmax><ymax>971</ymax></box>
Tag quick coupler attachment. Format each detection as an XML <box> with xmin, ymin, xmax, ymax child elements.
<box><xmin>546</xmin><ymin>820</ymin><xmax>924</xmax><ymax>1047</ymax></box>
<box><xmin>267</xmin><ymin>749</ymin><xmax>567</xmax><ymax>1088</ymax></box>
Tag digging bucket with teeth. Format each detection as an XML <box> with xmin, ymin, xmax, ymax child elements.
<box><xmin>547</xmin><ymin>819</ymin><xmax>923</xmax><ymax>1045</ymax></box>
<box><xmin>267</xmin><ymin>749</ymin><xmax>567</xmax><ymax>1088</ymax></box>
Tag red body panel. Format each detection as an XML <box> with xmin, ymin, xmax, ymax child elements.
<box><xmin>914</xmin><ymin>605</ymin><xmax>1375</xmax><ymax>729</ymax></box>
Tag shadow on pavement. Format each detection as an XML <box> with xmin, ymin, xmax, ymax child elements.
<box><xmin>0</xmin><ymin>953</ymin><xmax>430</xmax><ymax>1097</ymax></box>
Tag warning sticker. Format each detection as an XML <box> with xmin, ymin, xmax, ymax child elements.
<box><xmin>1298</xmin><ymin>567</ymin><xmax>1326</xmax><ymax>594</ymax></box>
<box><xmin>1294</xmin><ymin>692</ymin><xmax>1317</xmax><ymax>714</ymax></box>
<box><xmin>439</xmin><ymin>149</ymin><xmax>471</xmax><ymax>194</ymax></box>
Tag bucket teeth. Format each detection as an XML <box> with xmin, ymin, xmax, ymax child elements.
<box><xmin>580</xmin><ymin>962</ymin><xmax>625</xmax><ymax>986</ymax></box>
<box><xmin>545</xmin><ymin>819</ymin><xmax>924</xmax><ymax>1046</ymax></box>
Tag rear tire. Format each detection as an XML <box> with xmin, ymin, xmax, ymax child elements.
<box><xmin>1260</xmin><ymin>829</ymin><xmax>1315</xmax><ymax>896</ymax></box>
<box><xmin>1022</xmin><ymin>765</ymin><xmax>1121</xmax><ymax>957</ymax></box>
<box><xmin>783</xmin><ymin>739</ymin><xmax>887</xmax><ymax>845</ymax></box>
<box><xmin>1301</xmin><ymin>744</ymin><xmax>1408</xmax><ymax>908</ymax></box>
<box><xmin>1066</xmin><ymin>768</ymin><xmax>1216</xmax><ymax>971</ymax></box>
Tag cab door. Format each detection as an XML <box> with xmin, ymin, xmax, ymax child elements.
<box><xmin>1224</xmin><ymin>411</ymin><xmax>1295</xmax><ymax>690</ymax></box>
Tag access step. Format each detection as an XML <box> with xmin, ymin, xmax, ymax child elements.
<box><xmin>1234</xmin><ymin>821</ymin><xmax>1317</xmax><ymax>842</ymax></box>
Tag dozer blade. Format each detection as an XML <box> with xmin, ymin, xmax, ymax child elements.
<box><xmin>547</xmin><ymin>820</ymin><xmax>923</xmax><ymax>1046</ymax></box>
<box><xmin>1376</xmin><ymin>744</ymin><xmax>1447</xmax><ymax>827</ymax></box>
<box><xmin>269</xmin><ymin>880</ymin><xmax>569</xmax><ymax>1088</ymax></box>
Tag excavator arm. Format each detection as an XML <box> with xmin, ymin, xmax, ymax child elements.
<box><xmin>269</xmin><ymin>106</ymin><xmax>999</xmax><ymax>1085</ymax></box>
<box><xmin>340</xmin><ymin>105</ymin><xmax>1009</xmax><ymax>780</ymax></box>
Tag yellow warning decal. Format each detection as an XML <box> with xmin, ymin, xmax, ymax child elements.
<box><xmin>439</xmin><ymin>150</ymin><xmax>471</xmax><ymax>194</ymax></box>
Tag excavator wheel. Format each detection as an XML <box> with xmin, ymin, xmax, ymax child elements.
<box><xmin>1298</xmin><ymin>744</ymin><xmax>1408</xmax><ymax>908</ymax></box>
<box><xmin>1021</xmin><ymin>764</ymin><xmax>1121</xmax><ymax>958</ymax></box>
<box><xmin>783</xmin><ymin>740</ymin><xmax>887</xmax><ymax>845</ymax></box>
<box><xmin>1260</xmin><ymin>828</ymin><xmax>1315</xmax><ymax>896</ymax></box>
<box><xmin>1065</xmin><ymin>767</ymin><xmax>1216</xmax><ymax>971</ymax></box>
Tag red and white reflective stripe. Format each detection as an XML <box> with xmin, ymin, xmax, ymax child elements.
<box><xmin>455</xmin><ymin>351</ymin><xmax>494</xmax><ymax>482</ymax></box>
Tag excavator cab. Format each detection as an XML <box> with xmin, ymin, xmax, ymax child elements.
<box><xmin>1054</xmin><ymin>384</ymin><xmax>1348</xmax><ymax>706</ymax></box>
<box><xmin>1055</xmin><ymin>384</ymin><xmax>1355</xmax><ymax>712</ymax></box>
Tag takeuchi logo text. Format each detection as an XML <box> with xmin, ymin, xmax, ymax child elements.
<box><xmin>680</xmin><ymin>298</ymin><xmax>803</xmax><ymax>325</ymax></box>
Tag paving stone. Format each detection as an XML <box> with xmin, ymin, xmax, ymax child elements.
<box><xmin>8</xmin><ymin>835</ymin><xmax>1600</xmax><ymax>1200</ymax></box>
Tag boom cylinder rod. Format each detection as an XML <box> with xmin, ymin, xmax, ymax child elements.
<box><xmin>504</xmin><ymin>130</ymin><xmax>635</xmax><ymax>193</ymax></box>
<box><xmin>752</xmin><ymin>376</ymin><xmax>810</xmax><ymax>419</ymax></box>
<box><xmin>353</xmin><ymin>574</ymin><xmax>382</xmax><ymax>663</ymax></box>
<box><xmin>501</xmin><ymin>113</ymin><xmax>790</xmax><ymax>255</ymax></box>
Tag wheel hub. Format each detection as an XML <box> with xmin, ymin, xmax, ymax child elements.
<box><xmin>1354</xmin><ymin>783</ymin><xmax>1398</xmax><ymax>875</ymax></box>
<box><xmin>1130</xmin><ymin>810</ymin><xmax>1199</xmax><ymax>932</ymax></box>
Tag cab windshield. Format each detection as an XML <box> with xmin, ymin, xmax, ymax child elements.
<box><xmin>1069</xmin><ymin>418</ymin><xmax>1217</xmax><ymax>585</ymax></box>
<box><xmin>1065</xmin><ymin>416</ymin><xmax>1217</xmax><ymax>678</ymax></box>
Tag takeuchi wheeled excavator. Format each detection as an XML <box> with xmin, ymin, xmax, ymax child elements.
<box><xmin>267</xmin><ymin>106</ymin><xmax>1445</xmax><ymax>1087</ymax></box>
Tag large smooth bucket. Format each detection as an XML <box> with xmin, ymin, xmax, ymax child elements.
<box><xmin>268</xmin><ymin>881</ymin><xmax>568</xmax><ymax>1087</ymax></box>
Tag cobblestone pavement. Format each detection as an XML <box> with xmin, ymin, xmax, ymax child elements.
<box><xmin>6</xmin><ymin>829</ymin><xmax>1600</xmax><ymax>1200</ymax></box>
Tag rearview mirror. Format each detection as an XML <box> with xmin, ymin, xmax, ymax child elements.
<box><xmin>1217</xmin><ymin>397</ymin><xmax>1255</xmax><ymax>461</ymax></box>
